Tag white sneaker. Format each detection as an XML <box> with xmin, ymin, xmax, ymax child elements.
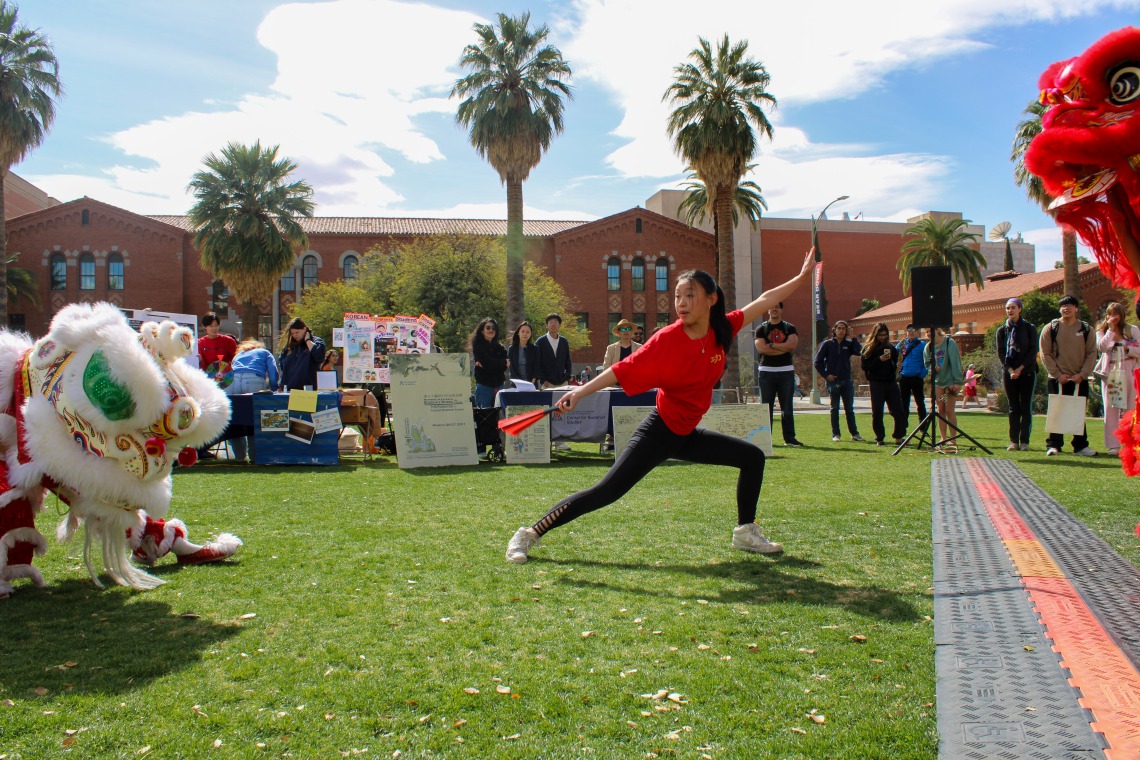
<box><xmin>732</xmin><ymin>523</ymin><xmax>783</xmax><ymax>554</ymax></box>
<box><xmin>506</xmin><ymin>526</ymin><xmax>541</xmax><ymax>563</ymax></box>
<box><xmin>852</xmin><ymin>434</ymin><xmax>865</xmax><ymax>442</ymax></box>
<box><xmin>1075</xmin><ymin>447</ymin><xmax>1098</xmax><ymax>457</ymax></box>
<box><xmin>832</xmin><ymin>435</ymin><xmax>841</xmax><ymax>442</ymax></box>
<box><xmin>1046</xmin><ymin>447</ymin><xmax>1061</xmax><ymax>457</ymax></box>
<box><xmin>1006</xmin><ymin>443</ymin><xmax>1018</xmax><ymax>452</ymax></box>
<box><xmin>1107</xmin><ymin>448</ymin><xmax>1121</xmax><ymax>455</ymax></box>
<box><xmin>1019</xmin><ymin>444</ymin><xmax>1030</xmax><ymax>452</ymax></box>
<box><xmin>478</xmin><ymin>450</ymin><xmax>489</xmax><ymax>461</ymax></box>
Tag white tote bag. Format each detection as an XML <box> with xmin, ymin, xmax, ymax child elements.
<box><xmin>1046</xmin><ymin>391</ymin><xmax>1086</xmax><ymax>435</ymax></box>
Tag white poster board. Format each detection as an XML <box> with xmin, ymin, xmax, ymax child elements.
<box><xmin>503</xmin><ymin>405</ymin><xmax>551</xmax><ymax>464</ymax></box>
<box><xmin>389</xmin><ymin>354</ymin><xmax>478</xmax><ymax>468</ymax></box>
<box><xmin>612</xmin><ymin>406</ymin><xmax>655</xmax><ymax>454</ymax></box>
<box><xmin>700</xmin><ymin>403</ymin><xmax>773</xmax><ymax>457</ymax></box>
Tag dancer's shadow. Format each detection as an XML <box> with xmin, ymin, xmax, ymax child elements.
<box><xmin>0</xmin><ymin>580</ymin><xmax>241</xmax><ymax>695</ymax></box>
<box><xmin>536</xmin><ymin>556</ymin><xmax>921</xmax><ymax>622</ymax></box>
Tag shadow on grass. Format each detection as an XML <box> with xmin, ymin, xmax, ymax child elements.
<box><xmin>540</xmin><ymin>556</ymin><xmax>921</xmax><ymax>622</ymax></box>
<box><xmin>0</xmin><ymin>579</ymin><xmax>240</xmax><ymax>695</ymax></box>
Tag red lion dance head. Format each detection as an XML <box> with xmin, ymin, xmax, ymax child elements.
<box><xmin>1025</xmin><ymin>27</ymin><xmax>1140</xmax><ymax>289</ymax></box>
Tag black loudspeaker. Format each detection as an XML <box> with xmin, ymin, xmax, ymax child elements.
<box><xmin>911</xmin><ymin>266</ymin><xmax>953</xmax><ymax>327</ymax></box>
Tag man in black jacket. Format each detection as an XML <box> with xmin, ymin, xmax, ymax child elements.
<box><xmin>535</xmin><ymin>313</ymin><xmax>573</xmax><ymax>389</ymax></box>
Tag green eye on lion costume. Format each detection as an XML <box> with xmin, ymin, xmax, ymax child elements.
<box><xmin>0</xmin><ymin>303</ymin><xmax>237</xmax><ymax>597</ymax></box>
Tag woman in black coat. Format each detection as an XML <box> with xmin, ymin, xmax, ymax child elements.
<box><xmin>507</xmin><ymin>321</ymin><xmax>538</xmax><ymax>386</ymax></box>
<box><xmin>469</xmin><ymin>317</ymin><xmax>507</xmax><ymax>408</ymax></box>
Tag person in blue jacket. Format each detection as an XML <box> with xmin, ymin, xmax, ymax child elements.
<box><xmin>813</xmin><ymin>320</ymin><xmax>864</xmax><ymax>442</ymax></box>
<box><xmin>895</xmin><ymin>324</ymin><xmax>928</xmax><ymax>430</ymax></box>
<box><xmin>278</xmin><ymin>317</ymin><xmax>326</xmax><ymax>391</ymax></box>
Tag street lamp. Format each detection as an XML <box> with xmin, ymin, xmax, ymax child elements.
<box><xmin>809</xmin><ymin>195</ymin><xmax>849</xmax><ymax>405</ymax></box>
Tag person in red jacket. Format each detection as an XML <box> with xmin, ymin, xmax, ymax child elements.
<box><xmin>505</xmin><ymin>249</ymin><xmax>814</xmax><ymax>563</ymax></box>
<box><xmin>197</xmin><ymin>312</ymin><xmax>237</xmax><ymax>382</ymax></box>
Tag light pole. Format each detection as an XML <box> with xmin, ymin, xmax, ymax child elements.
<box><xmin>809</xmin><ymin>195</ymin><xmax>848</xmax><ymax>405</ymax></box>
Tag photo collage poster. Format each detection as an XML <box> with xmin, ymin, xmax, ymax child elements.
<box><xmin>342</xmin><ymin>312</ymin><xmax>436</xmax><ymax>384</ymax></box>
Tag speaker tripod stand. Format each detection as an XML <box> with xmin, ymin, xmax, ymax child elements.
<box><xmin>892</xmin><ymin>332</ymin><xmax>992</xmax><ymax>456</ymax></box>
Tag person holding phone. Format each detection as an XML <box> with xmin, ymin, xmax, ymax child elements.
<box><xmin>859</xmin><ymin>322</ymin><xmax>906</xmax><ymax>446</ymax></box>
<box><xmin>279</xmin><ymin>317</ymin><xmax>326</xmax><ymax>391</ymax></box>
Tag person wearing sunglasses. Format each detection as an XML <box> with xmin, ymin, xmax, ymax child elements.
<box><xmin>603</xmin><ymin>319</ymin><xmax>643</xmax><ymax>370</ymax></box>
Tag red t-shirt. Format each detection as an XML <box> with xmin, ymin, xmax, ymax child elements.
<box><xmin>612</xmin><ymin>310</ymin><xmax>745</xmax><ymax>435</ymax></box>
<box><xmin>198</xmin><ymin>334</ymin><xmax>237</xmax><ymax>371</ymax></box>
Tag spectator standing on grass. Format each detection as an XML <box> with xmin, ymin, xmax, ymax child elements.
<box><xmin>197</xmin><ymin>311</ymin><xmax>237</xmax><ymax>380</ymax></box>
<box><xmin>924</xmin><ymin>327</ymin><xmax>964</xmax><ymax>451</ymax></box>
<box><xmin>1094</xmin><ymin>302</ymin><xmax>1140</xmax><ymax>455</ymax></box>
<box><xmin>507</xmin><ymin>321</ymin><xmax>538</xmax><ymax>387</ymax></box>
<box><xmin>1040</xmin><ymin>295</ymin><xmax>1098</xmax><ymax>457</ymax></box>
<box><xmin>604</xmin><ymin>319</ymin><xmax>642</xmax><ymax>369</ymax></box>
<box><xmin>962</xmin><ymin>364</ymin><xmax>980</xmax><ymax>408</ymax></box>
<box><xmin>534</xmin><ymin>313</ymin><xmax>573</xmax><ymax>389</ymax></box>
<box><xmin>755</xmin><ymin>302</ymin><xmax>803</xmax><ymax>447</ymax></box>
<box><xmin>278</xmin><ymin>317</ymin><xmax>326</xmax><ymax>392</ymax></box>
<box><xmin>996</xmin><ymin>298</ymin><xmax>1037</xmax><ymax>451</ymax></box>
<box><xmin>895</xmin><ymin>324</ymin><xmax>928</xmax><ymax>429</ymax></box>
<box><xmin>860</xmin><ymin>322</ymin><xmax>906</xmax><ymax>446</ymax></box>
<box><xmin>813</xmin><ymin>320</ymin><xmax>864</xmax><ymax>443</ymax></box>
<box><xmin>505</xmin><ymin>251</ymin><xmax>815</xmax><ymax>564</ymax></box>
<box><xmin>469</xmin><ymin>317</ymin><xmax>507</xmax><ymax>408</ymax></box>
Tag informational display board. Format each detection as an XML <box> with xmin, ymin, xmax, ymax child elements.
<box><xmin>503</xmin><ymin>404</ymin><xmax>551</xmax><ymax>464</ymax></box>
<box><xmin>612</xmin><ymin>406</ymin><xmax>655</xmax><ymax>454</ymax></box>
<box><xmin>612</xmin><ymin>403</ymin><xmax>773</xmax><ymax>457</ymax></box>
<box><xmin>388</xmin><ymin>354</ymin><xmax>477</xmax><ymax>468</ymax></box>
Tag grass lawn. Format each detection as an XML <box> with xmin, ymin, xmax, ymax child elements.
<box><xmin>2</xmin><ymin>410</ymin><xmax>1137</xmax><ymax>758</ymax></box>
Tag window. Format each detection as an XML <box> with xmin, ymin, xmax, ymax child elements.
<box><xmin>50</xmin><ymin>253</ymin><xmax>66</xmax><ymax>290</ymax></box>
<box><xmin>635</xmin><ymin>217</ymin><xmax>642</xmax><ymax>233</ymax></box>
<box><xmin>79</xmin><ymin>253</ymin><xmax>95</xmax><ymax>291</ymax></box>
<box><xmin>302</xmin><ymin>255</ymin><xmax>318</xmax><ymax>288</ymax></box>
<box><xmin>608</xmin><ymin>312</ymin><xmax>622</xmax><ymax>337</ymax></box>
<box><xmin>607</xmin><ymin>257</ymin><xmax>620</xmax><ymax>291</ymax></box>
<box><xmin>259</xmin><ymin>315</ymin><xmax>273</xmax><ymax>346</ymax></box>
<box><xmin>81</xmin><ymin>209</ymin><xmax>89</xmax><ymax>225</ymax></box>
<box><xmin>343</xmin><ymin>254</ymin><xmax>358</xmax><ymax>281</ymax></box>
<box><xmin>657</xmin><ymin>312</ymin><xmax>670</xmax><ymax>329</ymax></box>
<box><xmin>107</xmin><ymin>253</ymin><xmax>124</xmax><ymax>290</ymax></box>
<box><xmin>655</xmin><ymin>257</ymin><xmax>668</xmax><ymax>291</ymax></box>
<box><xmin>631</xmin><ymin>257</ymin><xmax>645</xmax><ymax>291</ymax></box>
<box><xmin>281</xmin><ymin>267</ymin><xmax>295</xmax><ymax>292</ymax></box>
<box><xmin>575</xmin><ymin>312</ymin><xmax>589</xmax><ymax>334</ymax></box>
<box><xmin>8</xmin><ymin>314</ymin><xmax>25</xmax><ymax>331</ymax></box>
<box><xmin>212</xmin><ymin>280</ymin><xmax>229</xmax><ymax>317</ymax></box>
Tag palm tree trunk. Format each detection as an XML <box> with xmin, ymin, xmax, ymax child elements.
<box><xmin>714</xmin><ymin>184</ymin><xmax>738</xmax><ymax>389</ymax></box>
<box><xmin>0</xmin><ymin>168</ymin><xmax>8</xmax><ymax>326</ymax></box>
<box><xmin>241</xmin><ymin>300</ymin><xmax>259</xmax><ymax>341</ymax></box>
<box><xmin>505</xmin><ymin>178</ymin><xmax>525</xmax><ymax>334</ymax></box>
<box><xmin>1061</xmin><ymin>228</ymin><xmax>1081</xmax><ymax>300</ymax></box>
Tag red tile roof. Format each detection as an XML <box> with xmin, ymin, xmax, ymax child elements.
<box><xmin>148</xmin><ymin>215</ymin><xmax>589</xmax><ymax>237</ymax></box>
<box><xmin>853</xmin><ymin>264</ymin><xmax>1102</xmax><ymax>322</ymax></box>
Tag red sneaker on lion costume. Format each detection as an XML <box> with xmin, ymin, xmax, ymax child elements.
<box><xmin>0</xmin><ymin>303</ymin><xmax>238</xmax><ymax>598</ymax></box>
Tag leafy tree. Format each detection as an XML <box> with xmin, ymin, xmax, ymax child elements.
<box><xmin>452</xmin><ymin>12</ymin><xmax>572</xmax><ymax>336</ymax></box>
<box><xmin>290</xmin><ymin>235</ymin><xmax>585</xmax><ymax>354</ymax></box>
<box><xmin>897</xmin><ymin>216</ymin><xmax>985</xmax><ymax>294</ymax></box>
<box><xmin>1054</xmin><ymin>256</ymin><xmax>1090</xmax><ymax>269</ymax></box>
<box><xmin>664</xmin><ymin>34</ymin><xmax>776</xmax><ymax>387</ymax></box>
<box><xmin>4</xmin><ymin>252</ymin><xmax>36</xmax><ymax>308</ymax></box>
<box><xmin>1012</xmin><ymin>100</ymin><xmax>1082</xmax><ymax>299</ymax></box>
<box><xmin>187</xmin><ymin>141</ymin><xmax>315</xmax><ymax>340</ymax></box>
<box><xmin>0</xmin><ymin>1</ymin><xmax>61</xmax><ymax>324</ymax></box>
<box><xmin>855</xmin><ymin>298</ymin><xmax>880</xmax><ymax>316</ymax></box>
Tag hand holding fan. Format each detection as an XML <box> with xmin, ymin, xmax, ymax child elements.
<box><xmin>498</xmin><ymin>404</ymin><xmax>561</xmax><ymax>437</ymax></box>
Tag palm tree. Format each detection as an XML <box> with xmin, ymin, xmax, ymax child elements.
<box><xmin>897</xmin><ymin>216</ymin><xmax>985</xmax><ymax>294</ymax></box>
<box><xmin>452</xmin><ymin>12</ymin><xmax>572</xmax><ymax>334</ymax></box>
<box><xmin>1012</xmin><ymin>100</ymin><xmax>1081</xmax><ymax>299</ymax></box>
<box><xmin>188</xmin><ymin>141</ymin><xmax>315</xmax><ymax>340</ymax></box>
<box><xmin>4</xmin><ymin>252</ymin><xmax>36</xmax><ymax>308</ymax></box>
<box><xmin>664</xmin><ymin>35</ymin><xmax>776</xmax><ymax>385</ymax></box>
<box><xmin>678</xmin><ymin>166</ymin><xmax>767</xmax><ymax>261</ymax></box>
<box><xmin>989</xmin><ymin>221</ymin><xmax>1014</xmax><ymax>271</ymax></box>
<box><xmin>0</xmin><ymin>2</ymin><xmax>61</xmax><ymax>324</ymax></box>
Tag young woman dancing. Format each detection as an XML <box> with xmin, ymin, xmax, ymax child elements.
<box><xmin>505</xmin><ymin>250</ymin><xmax>814</xmax><ymax>563</ymax></box>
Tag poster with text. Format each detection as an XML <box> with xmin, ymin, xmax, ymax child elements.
<box><xmin>343</xmin><ymin>313</ymin><xmax>374</xmax><ymax>384</ymax></box>
<box><xmin>612</xmin><ymin>406</ymin><xmax>655</xmax><ymax>455</ymax></box>
<box><xmin>700</xmin><ymin>404</ymin><xmax>773</xmax><ymax>456</ymax></box>
<box><xmin>389</xmin><ymin>353</ymin><xmax>478</xmax><ymax>468</ymax></box>
<box><xmin>503</xmin><ymin>404</ymin><xmax>551</xmax><ymax>464</ymax></box>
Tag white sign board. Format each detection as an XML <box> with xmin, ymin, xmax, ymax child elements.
<box><xmin>388</xmin><ymin>354</ymin><xmax>478</xmax><ymax>468</ymax></box>
<box><xmin>612</xmin><ymin>404</ymin><xmax>773</xmax><ymax>458</ymax></box>
<box><xmin>503</xmin><ymin>405</ymin><xmax>551</xmax><ymax>464</ymax></box>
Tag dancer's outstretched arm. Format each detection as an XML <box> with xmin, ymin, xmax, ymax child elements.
<box><xmin>739</xmin><ymin>249</ymin><xmax>815</xmax><ymax>326</ymax></box>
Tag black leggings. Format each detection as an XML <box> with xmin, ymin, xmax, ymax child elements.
<box><xmin>532</xmin><ymin>410</ymin><xmax>766</xmax><ymax>536</ymax></box>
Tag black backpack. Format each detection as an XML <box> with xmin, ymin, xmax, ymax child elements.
<box><xmin>1045</xmin><ymin>318</ymin><xmax>1090</xmax><ymax>357</ymax></box>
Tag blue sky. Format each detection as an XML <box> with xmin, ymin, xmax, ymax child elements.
<box><xmin>16</xmin><ymin>0</ymin><xmax>1140</xmax><ymax>269</ymax></box>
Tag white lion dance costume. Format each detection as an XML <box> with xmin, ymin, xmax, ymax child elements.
<box><xmin>0</xmin><ymin>303</ymin><xmax>240</xmax><ymax>598</ymax></box>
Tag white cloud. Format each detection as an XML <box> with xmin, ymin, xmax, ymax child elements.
<box><xmin>1021</xmin><ymin>225</ymin><xmax>1095</xmax><ymax>272</ymax></box>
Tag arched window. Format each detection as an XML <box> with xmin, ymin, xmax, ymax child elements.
<box><xmin>655</xmin><ymin>257</ymin><xmax>669</xmax><ymax>291</ymax></box>
<box><xmin>343</xmin><ymin>254</ymin><xmax>358</xmax><ymax>281</ymax></box>
<box><xmin>631</xmin><ymin>257</ymin><xmax>645</xmax><ymax>291</ymax></box>
<box><xmin>79</xmin><ymin>253</ymin><xmax>95</xmax><ymax>291</ymax></box>
<box><xmin>49</xmin><ymin>253</ymin><xmax>66</xmax><ymax>290</ymax></box>
<box><xmin>280</xmin><ymin>267</ymin><xmax>295</xmax><ymax>292</ymax></box>
<box><xmin>302</xmin><ymin>255</ymin><xmax>319</xmax><ymax>288</ymax></box>
<box><xmin>607</xmin><ymin>257</ymin><xmax>621</xmax><ymax>291</ymax></box>
<box><xmin>107</xmin><ymin>253</ymin><xmax>124</xmax><ymax>290</ymax></box>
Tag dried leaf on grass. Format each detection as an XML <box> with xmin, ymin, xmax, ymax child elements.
<box><xmin>495</xmin><ymin>685</ymin><xmax>511</xmax><ymax>695</ymax></box>
<box><xmin>502</xmin><ymin>733</ymin><xmax>521</xmax><ymax>740</ymax></box>
<box><xmin>849</xmin><ymin>635</ymin><xmax>867</xmax><ymax>643</ymax></box>
<box><xmin>463</xmin><ymin>687</ymin><xmax>480</xmax><ymax>694</ymax></box>
<box><xmin>790</xmin><ymin>727</ymin><xmax>807</xmax><ymax>735</ymax></box>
